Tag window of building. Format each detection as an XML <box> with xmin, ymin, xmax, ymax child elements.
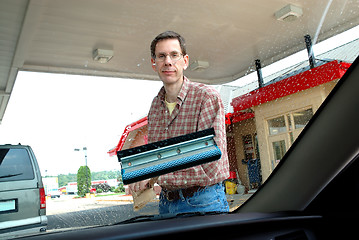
<box><xmin>267</xmin><ymin>107</ymin><xmax>314</xmax><ymax>164</ymax></box>
<box><xmin>294</xmin><ymin>109</ymin><xmax>314</xmax><ymax>129</ymax></box>
<box><xmin>272</xmin><ymin>140</ymin><xmax>286</xmax><ymax>161</ymax></box>
<box><xmin>268</xmin><ymin>116</ymin><xmax>286</xmax><ymax>135</ymax></box>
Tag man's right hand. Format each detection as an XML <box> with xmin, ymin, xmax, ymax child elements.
<box><xmin>128</xmin><ymin>177</ymin><xmax>159</xmax><ymax>193</ymax></box>
<box><xmin>128</xmin><ymin>179</ymin><xmax>151</xmax><ymax>193</ymax></box>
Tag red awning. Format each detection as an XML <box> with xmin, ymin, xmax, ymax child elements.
<box><xmin>107</xmin><ymin>116</ymin><xmax>148</xmax><ymax>156</ymax></box>
<box><xmin>226</xmin><ymin>112</ymin><xmax>255</xmax><ymax>124</ymax></box>
<box><xmin>231</xmin><ymin>60</ymin><xmax>350</xmax><ymax>113</ymax></box>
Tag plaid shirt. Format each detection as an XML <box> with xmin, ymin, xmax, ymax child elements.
<box><xmin>148</xmin><ymin>77</ymin><xmax>229</xmax><ymax>189</ymax></box>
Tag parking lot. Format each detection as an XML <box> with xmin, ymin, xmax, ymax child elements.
<box><xmin>46</xmin><ymin>194</ymin><xmax>160</xmax><ymax>231</ymax></box>
<box><xmin>45</xmin><ymin>193</ymin><xmax>252</xmax><ymax>231</ymax></box>
<box><xmin>46</xmin><ymin>192</ymin><xmax>252</xmax><ymax>215</ymax></box>
<box><xmin>46</xmin><ymin>194</ymin><xmax>135</xmax><ymax>215</ymax></box>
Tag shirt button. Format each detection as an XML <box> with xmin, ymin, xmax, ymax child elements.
<box><xmin>184</xmin><ymin>180</ymin><xmax>187</xmax><ymax>184</ymax></box>
<box><xmin>165</xmin><ymin>127</ymin><xmax>169</xmax><ymax>131</ymax></box>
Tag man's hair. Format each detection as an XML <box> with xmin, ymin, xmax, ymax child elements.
<box><xmin>150</xmin><ymin>31</ymin><xmax>186</xmax><ymax>59</ymax></box>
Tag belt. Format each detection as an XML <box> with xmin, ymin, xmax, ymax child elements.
<box><xmin>162</xmin><ymin>186</ymin><xmax>205</xmax><ymax>201</ymax></box>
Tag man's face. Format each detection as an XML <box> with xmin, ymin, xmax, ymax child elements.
<box><xmin>151</xmin><ymin>39</ymin><xmax>189</xmax><ymax>86</ymax></box>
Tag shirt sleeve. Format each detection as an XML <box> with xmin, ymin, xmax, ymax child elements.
<box><xmin>196</xmin><ymin>91</ymin><xmax>229</xmax><ymax>183</ymax></box>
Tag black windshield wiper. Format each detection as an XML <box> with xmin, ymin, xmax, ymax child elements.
<box><xmin>115</xmin><ymin>211</ymin><xmax>226</xmax><ymax>225</ymax></box>
<box><xmin>0</xmin><ymin>173</ymin><xmax>23</xmax><ymax>179</ymax></box>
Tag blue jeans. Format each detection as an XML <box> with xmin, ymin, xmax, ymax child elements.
<box><xmin>159</xmin><ymin>183</ymin><xmax>229</xmax><ymax>214</ymax></box>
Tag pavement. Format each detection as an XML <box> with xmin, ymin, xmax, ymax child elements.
<box><xmin>95</xmin><ymin>193</ymin><xmax>253</xmax><ymax>211</ymax></box>
<box><xmin>226</xmin><ymin>193</ymin><xmax>253</xmax><ymax>211</ymax></box>
<box><xmin>46</xmin><ymin>192</ymin><xmax>254</xmax><ymax>216</ymax></box>
<box><xmin>46</xmin><ymin>192</ymin><xmax>254</xmax><ymax>231</ymax></box>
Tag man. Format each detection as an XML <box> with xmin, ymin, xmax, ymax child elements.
<box><xmin>130</xmin><ymin>31</ymin><xmax>229</xmax><ymax>214</ymax></box>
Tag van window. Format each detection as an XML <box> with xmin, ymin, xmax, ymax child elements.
<box><xmin>0</xmin><ymin>148</ymin><xmax>35</xmax><ymax>182</ymax></box>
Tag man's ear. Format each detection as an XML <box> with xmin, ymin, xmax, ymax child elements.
<box><xmin>151</xmin><ymin>58</ymin><xmax>157</xmax><ymax>71</ymax></box>
<box><xmin>183</xmin><ymin>55</ymin><xmax>189</xmax><ymax>70</ymax></box>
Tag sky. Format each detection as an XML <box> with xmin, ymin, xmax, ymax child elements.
<box><xmin>0</xmin><ymin>26</ymin><xmax>358</xmax><ymax>176</ymax></box>
<box><xmin>0</xmin><ymin>73</ymin><xmax>162</xmax><ymax>175</ymax></box>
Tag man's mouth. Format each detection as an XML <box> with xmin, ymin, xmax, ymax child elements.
<box><xmin>162</xmin><ymin>69</ymin><xmax>176</xmax><ymax>74</ymax></box>
<box><xmin>162</xmin><ymin>68</ymin><xmax>176</xmax><ymax>72</ymax></box>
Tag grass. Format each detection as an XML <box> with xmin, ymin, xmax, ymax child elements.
<box><xmin>94</xmin><ymin>192</ymin><xmax>125</xmax><ymax>197</ymax></box>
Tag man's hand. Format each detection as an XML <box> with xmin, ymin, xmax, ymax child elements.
<box><xmin>128</xmin><ymin>177</ymin><xmax>158</xmax><ymax>193</ymax></box>
<box><xmin>128</xmin><ymin>179</ymin><xmax>151</xmax><ymax>193</ymax></box>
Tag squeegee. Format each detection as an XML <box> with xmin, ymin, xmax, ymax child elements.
<box><xmin>117</xmin><ymin>128</ymin><xmax>221</xmax><ymax>185</ymax></box>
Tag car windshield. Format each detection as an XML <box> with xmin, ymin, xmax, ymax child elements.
<box><xmin>0</xmin><ymin>0</ymin><xmax>358</xmax><ymax>237</ymax></box>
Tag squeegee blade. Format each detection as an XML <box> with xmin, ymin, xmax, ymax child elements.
<box><xmin>117</xmin><ymin>128</ymin><xmax>221</xmax><ymax>185</ymax></box>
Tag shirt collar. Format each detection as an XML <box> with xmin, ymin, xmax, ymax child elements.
<box><xmin>177</xmin><ymin>76</ymin><xmax>189</xmax><ymax>102</ymax></box>
<box><xmin>157</xmin><ymin>76</ymin><xmax>190</xmax><ymax>103</ymax></box>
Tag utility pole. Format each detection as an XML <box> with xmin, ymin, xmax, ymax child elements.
<box><xmin>74</xmin><ymin>147</ymin><xmax>89</xmax><ymax>192</ymax></box>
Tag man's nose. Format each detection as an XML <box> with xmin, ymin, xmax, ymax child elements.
<box><xmin>164</xmin><ymin>55</ymin><xmax>173</xmax><ymax>65</ymax></box>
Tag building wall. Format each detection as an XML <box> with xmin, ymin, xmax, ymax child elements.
<box><xmin>254</xmin><ymin>81</ymin><xmax>337</xmax><ymax>181</ymax></box>
<box><xmin>231</xmin><ymin>118</ymin><xmax>257</xmax><ymax>190</ymax></box>
<box><xmin>128</xmin><ymin>126</ymin><xmax>148</xmax><ymax>149</ymax></box>
<box><xmin>43</xmin><ymin>177</ymin><xmax>59</xmax><ymax>194</ymax></box>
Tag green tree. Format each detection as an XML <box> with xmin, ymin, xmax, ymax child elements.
<box><xmin>58</xmin><ymin>173</ymin><xmax>77</xmax><ymax>187</ymax></box>
<box><xmin>91</xmin><ymin>170</ymin><xmax>121</xmax><ymax>181</ymax></box>
<box><xmin>77</xmin><ymin>166</ymin><xmax>91</xmax><ymax>197</ymax></box>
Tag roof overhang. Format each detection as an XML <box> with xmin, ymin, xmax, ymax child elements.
<box><xmin>1</xmin><ymin>0</ymin><xmax>359</xmax><ymax>123</ymax></box>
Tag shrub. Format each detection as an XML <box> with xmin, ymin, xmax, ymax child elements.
<box><xmin>94</xmin><ymin>183</ymin><xmax>111</xmax><ymax>192</ymax></box>
<box><xmin>77</xmin><ymin>166</ymin><xmax>91</xmax><ymax>197</ymax></box>
<box><xmin>114</xmin><ymin>184</ymin><xmax>125</xmax><ymax>193</ymax></box>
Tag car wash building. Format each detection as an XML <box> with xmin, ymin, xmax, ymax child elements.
<box><xmin>226</xmin><ymin>38</ymin><xmax>358</xmax><ymax>191</ymax></box>
<box><xmin>226</xmin><ymin>60</ymin><xmax>350</xmax><ymax>188</ymax></box>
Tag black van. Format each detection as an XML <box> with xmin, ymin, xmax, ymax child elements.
<box><xmin>0</xmin><ymin>144</ymin><xmax>47</xmax><ymax>238</ymax></box>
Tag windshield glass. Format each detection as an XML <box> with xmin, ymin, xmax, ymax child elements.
<box><xmin>0</xmin><ymin>0</ymin><xmax>358</xmax><ymax>237</ymax></box>
<box><xmin>0</xmin><ymin>148</ymin><xmax>34</xmax><ymax>182</ymax></box>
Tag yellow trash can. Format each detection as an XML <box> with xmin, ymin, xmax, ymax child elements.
<box><xmin>225</xmin><ymin>181</ymin><xmax>237</xmax><ymax>195</ymax></box>
<box><xmin>225</xmin><ymin>171</ymin><xmax>238</xmax><ymax>195</ymax></box>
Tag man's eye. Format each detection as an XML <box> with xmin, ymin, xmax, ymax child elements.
<box><xmin>158</xmin><ymin>55</ymin><xmax>166</xmax><ymax>59</ymax></box>
<box><xmin>171</xmin><ymin>53</ymin><xmax>179</xmax><ymax>57</ymax></box>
